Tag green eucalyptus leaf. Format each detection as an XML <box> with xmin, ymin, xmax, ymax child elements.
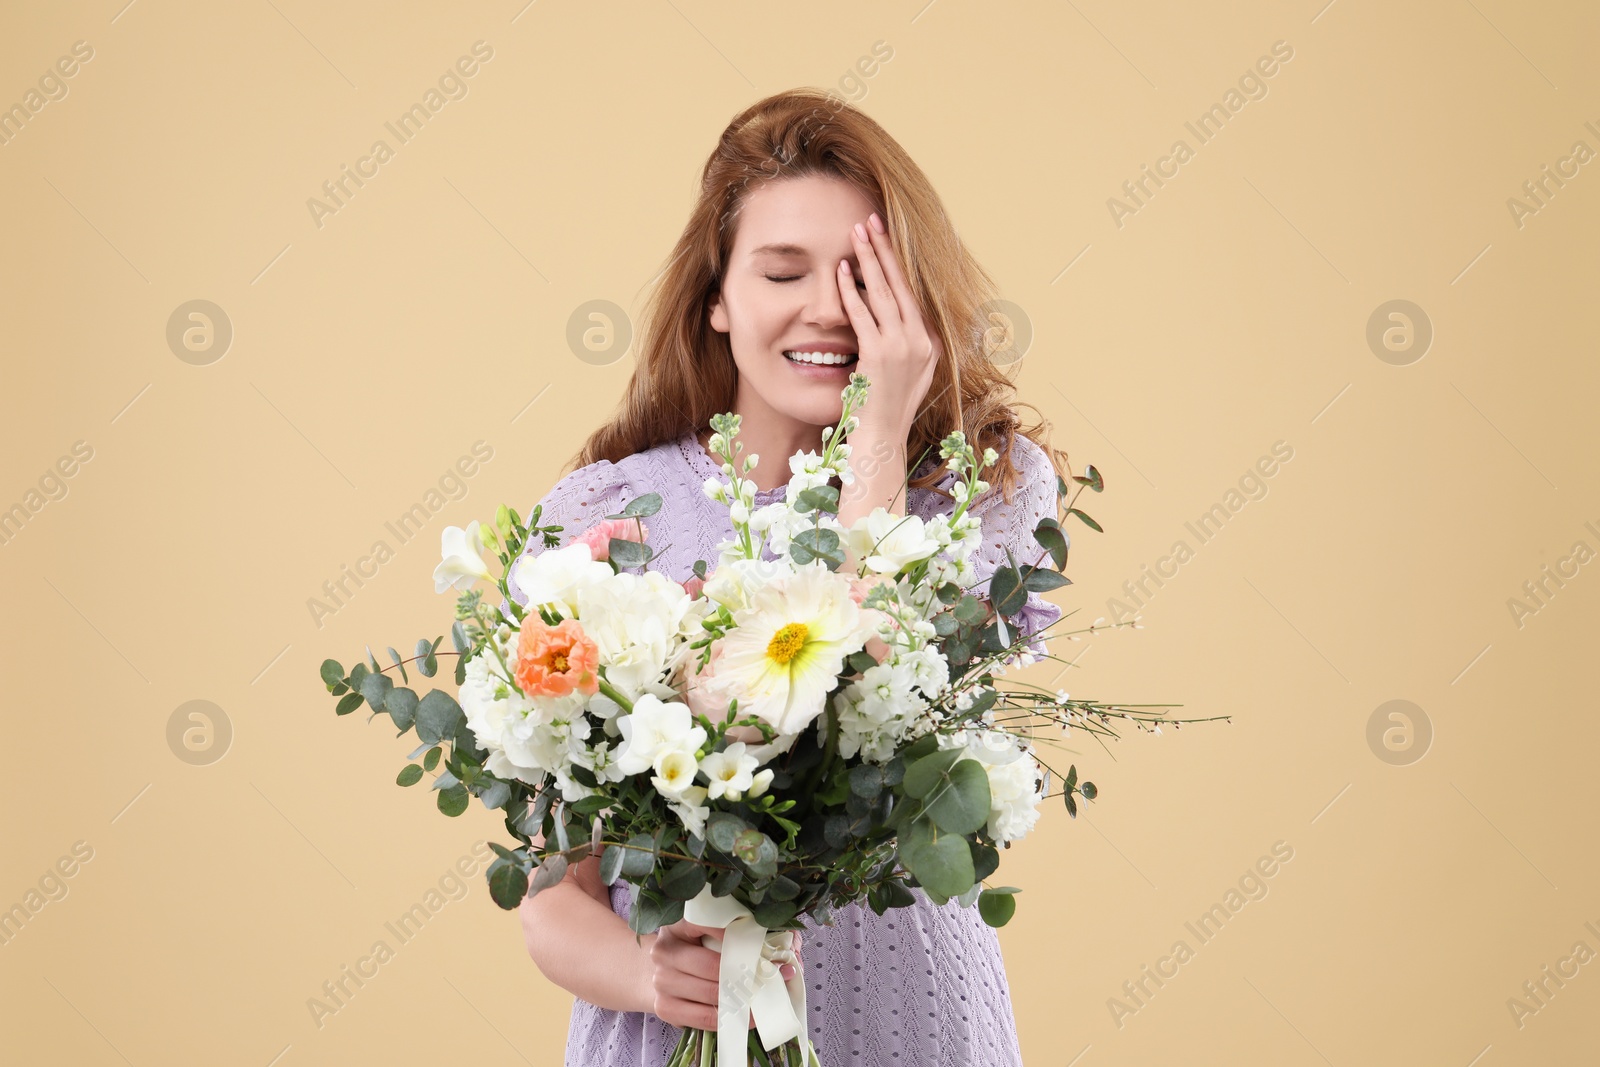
<box><xmin>320</xmin><ymin>659</ymin><xmax>344</xmax><ymax>687</ymax></box>
<box><xmin>902</xmin><ymin>748</ymin><xmax>964</xmax><ymax>800</ymax></box>
<box><xmin>899</xmin><ymin>818</ymin><xmax>974</xmax><ymax>899</ymax></box>
<box><xmin>384</xmin><ymin>687</ymin><xmax>419</xmax><ymax>731</ymax></box>
<box><xmin>731</xmin><ymin>829</ymin><xmax>778</xmax><ymax>878</ymax></box>
<box><xmin>386</xmin><ymin>646</ymin><xmax>408</xmax><ymax>684</ymax></box>
<box><xmin>1068</xmin><ymin>507</ymin><xmax>1103</xmax><ymax>533</ymax></box>
<box><xmin>415</xmin><ymin>689</ymin><xmax>464</xmax><ymax>745</ymax></box>
<box><xmin>360</xmin><ymin>671</ymin><xmax>393</xmax><ymax>711</ymax></box>
<box><xmin>1032</xmin><ymin>518</ymin><xmax>1070</xmax><ymax>569</ymax></box>
<box><xmin>613</xmin><ymin>492</ymin><xmax>662</xmax><ymax>519</ymax></box>
<box><xmin>1022</xmin><ymin>566</ymin><xmax>1072</xmax><ymax>593</ymax></box>
<box><xmin>749</xmin><ymin>898</ymin><xmax>798</xmax><ymax>928</ymax></box>
<box><xmin>608</xmin><ymin>538</ymin><xmax>651</xmax><ymax>569</ymax></box>
<box><xmin>528</xmin><ymin>855</ymin><xmax>568</xmax><ymax>899</ymax></box>
<box><xmin>479</xmin><ymin>780</ymin><xmax>512</xmax><ymax>810</ymax></box>
<box><xmin>988</xmin><ymin>566</ymin><xmax>1027</xmax><ymax>617</ymax></box>
<box><xmin>598</xmin><ymin>843</ymin><xmax>626</xmax><ymax>886</ymax></box>
<box><xmin>335</xmin><ymin>692</ymin><xmax>364</xmax><ymax>716</ymax></box>
<box><xmin>620</xmin><ymin>834</ymin><xmax>657</xmax><ymax>879</ymax></box>
<box><xmin>659</xmin><ymin>859</ymin><xmax>708</xmax><ymax>901</ymax></box>
<box><xmin>437</xmin><ymin>783</ymin><xmax>470</xmax><ymax>817</ymax></box>
<box><xmin>396</xmin><ymin>764</ymin><xmax>423</xmax><ymax>787</ymax></box>
<box><xmin>707</xmin><ymin>812</ymin><xmax>749</xmax><ymax>854</ymax></box>
<box><xmin>423</xmin><ymin>746</ymin><xmax>442</xmax><ymax>772</ymax></box>
<box><xmin>451</xmin><ymin>621</ymin><xmax>470</xmax><ymax>655</ymax></box>
<box><xmin>978</xmin><ymin>886</ymin><xmax>1020</xmax><ymax>927</ymax></box>
<box><xmin>488</xmin><ymin>862</ymin><xmax>529</xmax><ymax>910</ymax></box>
<box><xmin>923</xmin><ymin>757</ymin><xmax>991</xmax><ymax>836</ymax></box>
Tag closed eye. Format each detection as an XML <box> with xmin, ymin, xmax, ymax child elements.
<box><xmin>765</xmin><ymin>273</ymin><xmax>867</xmax><ymax>288</ymax></box>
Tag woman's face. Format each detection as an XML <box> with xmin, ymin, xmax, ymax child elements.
<box><xmin>708</xmin><ymin>173</ymin><xmax>878</xmax><ymax>430</ymax></box>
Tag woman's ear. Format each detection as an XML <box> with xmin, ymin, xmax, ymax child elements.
<box><xmin>708</xmin><ymin>290</ymin><xmax>729</xmax><ymax>334</ymax></box>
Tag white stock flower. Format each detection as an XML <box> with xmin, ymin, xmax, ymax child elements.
<box><xmin>433</xmin><ymin>520</ymin><xmax>494</xmax><ymax>594</ymax></box>
<box><xmin>511</xmin><ymin>542</ymin><xmax>613</xmax><ymax>619</ymax></box>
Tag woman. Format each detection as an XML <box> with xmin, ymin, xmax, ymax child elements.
<box><xmin>512</xmin><ymin>88</ymin><xmax>1073</xmax><ymax>1066</ymax></box>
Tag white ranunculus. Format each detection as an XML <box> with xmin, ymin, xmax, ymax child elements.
<box><xmin>433</xmin><ymin>520</ymin><xmax>494</xmax><ymax>594</ymax></box>
<box><xmin>511</xmin><ymin>542</ymin><xmax>614</xmax><ymax>619</ymax></box>
<box><xmin>847</xmin><ymin>509</ymin><xmax>942</xmax><ymax>575</ymax></box>
<box><xmin>614</xmin><ymin>693</ymin><xmax>707</xmax><ymax>776</ymax></box>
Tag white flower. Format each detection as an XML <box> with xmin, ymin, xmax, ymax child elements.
<box><xmin>651</xmin><ymin>747</ymin><xmax>699</xmax><ymax>797</ymax></box>
<box><xmin>572</xmin><ymin>570</ymin><xmax>705</xmax><ymax>700</ymax></box>
<box><xmin>614</xmin><ymin>693</ymin><xmax>706</xmax><ymax>776</ymax></box>
<box><xmin>949</xmin><ymin>730</ymin><xmax>1047</xmax><ymax>844</ymax></box>
<box><xmin>846</xmin><ymin>509</ymin><xmax>941</xmax><ymax>575</ymax></box>
<box><xmin>667</xmin><ymin>784</ymin><xmax>711</xmax><ymax>838</ymax></box>
<box><xmin>433</xmin><ymin>520</ymin><xmax>494</xmax><ymax>594</ymax></box>
<box><xmin>690</xmin><ymin>562</ymin><xmax>878</xmax><ymax>736</ymax></box>
<box><xmin>699</xmin><ymin>741</ymin><xmax>759</xmax><ymax>801</ymax></box>
<box><xmin>511</xmin><ymin>542</ymin><xmax>613</xmax><ymax>619</ymax></box>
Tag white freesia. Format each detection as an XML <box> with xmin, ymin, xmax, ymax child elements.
<box><xmin>614</xmin><ymin>693</ymin><xmax>707</xmax><ymax>776</ymax></box>
<box><xmin>433</xmin><ymin>520</ymin><xmax>493</xmax><ymax>594</ymax></box>
<box><xmin>511</xmin><ymin>542</ymin><xmax>613</xmax><ymax>619</ymax></box>
<box><xmin>698</xmin><ymin>741</ymin><xmax>759</xmax><ymax>801</ymax></box>
<box><xmin>652</xmin><ymin>747</ymin><xmax>699</xmax><ymax>796</ymax></box>
<box><xmin>667</xmin><ymin>784</ymin><xmax>711</xmax><ymax>838</ymax></box>
<box><xmin>846</xmin><ymin>509</ymin><xmax>942</xmax><ymax>575</ymax></box>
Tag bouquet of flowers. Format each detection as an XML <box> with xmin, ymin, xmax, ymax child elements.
<box><xmin>318</xmin><ymin>374</ymin><xmax>1224</xmax><ymax>1067</ymax></box>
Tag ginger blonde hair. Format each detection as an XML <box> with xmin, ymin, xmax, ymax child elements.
<box><xmin>570</xmin><ymin>87</ymin><xmax>1071</xmax><ymax>510</ymax></box>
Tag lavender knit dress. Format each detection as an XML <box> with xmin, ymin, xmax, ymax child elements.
<box><xmin>506</xmin><ymin>429</ymin><xmax>1063</xmax><ymax>1067</ymax></box>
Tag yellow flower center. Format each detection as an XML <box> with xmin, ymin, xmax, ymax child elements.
<box><xmin>550</xmin><ymin>652</ymin><xmax>569</xmax><ymax>672</ymax></box>
<box><xmin>765</xmin><ymin>622</ymin><xmax>810</xmax><ymax>665</ymax></box>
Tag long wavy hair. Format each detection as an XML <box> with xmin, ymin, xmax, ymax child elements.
<box><xmin>567</xmin><ymin>87</ymin><xmax>1071</xmax><ymax>511</ymax></box>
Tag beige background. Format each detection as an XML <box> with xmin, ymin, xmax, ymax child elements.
<box><xmin>2</xmin><ymin>0</ymin><xmax>1596</xmax><ymax>1063</ymax></box>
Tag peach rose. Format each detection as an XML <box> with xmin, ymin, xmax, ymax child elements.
<box><xmin>514</xmin><ymin>616</ymin><xmax>600</xmax><ymax>698</ymax></box>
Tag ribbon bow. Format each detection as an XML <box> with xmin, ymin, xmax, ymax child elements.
<box><xmin>683</xmin><ymin>884</ymin><xmax>810</xmax><ymax>1067</ymax></box>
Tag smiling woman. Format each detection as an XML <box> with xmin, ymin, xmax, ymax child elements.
<box><xmin>512</xmin><ymin>88</ymin><xmax>1076</xmax><ymax>1067</ymax></box>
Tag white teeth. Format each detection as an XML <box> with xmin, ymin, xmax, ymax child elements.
<box><xmin>784</xmin><ymin>350</ymin><xmax>857</xmax><ymax>365</ymax></box>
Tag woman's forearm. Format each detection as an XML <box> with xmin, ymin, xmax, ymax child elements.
<box><xmin>521</xmin><ymin>875</ymin><xmax>656</xmax><ymax>1014</ymax></box>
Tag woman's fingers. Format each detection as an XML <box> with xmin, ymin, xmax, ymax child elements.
<box><xmin>836</xmin><ymin>258</ymin><xmax>881</xmax><ymax>345</ymax></box>
<box><xmin>849</xmin><ymin>219</ymin><xmax>908</xmax><ymax>330</ymax></box>
<box><xmin>862</xmin><ymin>212</ymin><xmax>918</xmax><ymax>322</ymax></box>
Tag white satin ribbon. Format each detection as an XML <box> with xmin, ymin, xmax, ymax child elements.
<box><xmin>683</xmin><ymin>884</ymin><xmax>810</xmax><ymax>1067</ymax></box>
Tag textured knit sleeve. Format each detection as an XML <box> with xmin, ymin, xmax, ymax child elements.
<box><xmin>503</xmin><ymin>459</ymin><xmax>633</xmax><ymax>612</ymax></box>
<box><xmin>963</xmin><ymin>434</ymin><xmax>1065</xmax><ymax>656</ymax></box>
